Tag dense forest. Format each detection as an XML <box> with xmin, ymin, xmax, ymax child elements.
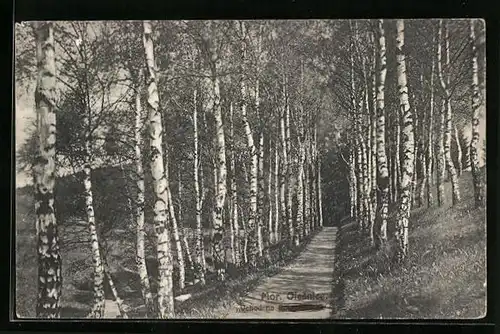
<box><xmin>15</xmin><ymin>19</ymin><xmax>485</xmax><ymax>319</ymax></box>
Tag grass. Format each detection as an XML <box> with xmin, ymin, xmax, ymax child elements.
<box><xmin>331</xmin><ymin>171</ymin><xmax>486</xmax><ymax>319</ymax></box>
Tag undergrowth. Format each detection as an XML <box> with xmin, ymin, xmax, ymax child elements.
<box><xmin>331</xmin><ymin>172</ymin><xmax>486</xmax><ymax>319</ymax></box>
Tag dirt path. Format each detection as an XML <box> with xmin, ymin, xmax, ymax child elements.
<box><xmin>219</xmin><ymin>227</ymin><xmax>338</xmax><ymax>319</ymax></box>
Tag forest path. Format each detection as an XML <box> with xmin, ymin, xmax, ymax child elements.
<box><xmin>220</xmin><ymin>227</ymin><xmax>338</xmax><ymax>319</ymax></box>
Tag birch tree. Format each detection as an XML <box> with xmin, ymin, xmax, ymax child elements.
<box><xmin>33</xmin><ymin>21</ymin><xmax>62</xmax><ymax>318</ymax></box>
<box><xmin>201</xmin><ymin>21</ymin><xmax>228</xmax><ymax>279</ymax></box>
<box><xmin>469</xmin><ymin>19</ymin><xmax>485</xmax><ymax>208</ymax></box>
<box><xmin>142</xmin><ymin>20</ymin><xmax>175</xmax><ymax>318</ymax></box>
<box><xmin>375</xmin><ymin>19</ymin><xmax>389</xmax><ymax>246</ymax></box>
<box><xmin>437</xmin><ymin>20</ymin><xmax>461</xmax><ymax>205</ymax></box>
<box><xmin>394</xmin><ymin>19</ymin><xmax>415</xmax><ymax>260</ymax></box>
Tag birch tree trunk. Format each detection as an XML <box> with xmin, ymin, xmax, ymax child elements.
<box><xmin>267</xmin><ymin>140</ymin><xmax>274</xmax><ymax>245</ymax></box>
<box><xmin>237</xmin><ymin>21</ymin><xmax>258</xmax><ymax>267</ymax></box>
<box><xmin>192</xmin><ymin>85</ymin><xmax>206</xmax><ymax>284</ymax></box>
<box><xmin>166</xmin><ymin>184</ymin><xmax>185</xmax><ymax>290</ymax></box>
<box><xmin>435</xmin><ymin>25</ymin><xmax>446</xmax><ymax>207</ymax></box>
<box><xmin>304</xmin><ymin>135</ymin><xmax>312</xmax><ymax>236</ymax></box>
<box><xmin>349</xmin><ymin>150</ymin><xmax>358</xmax><ymax>220</ymax></box>
<box><xmin>132</xmin><ymin>70</ymin><xmax>155</xmax><ymax>316</ymax></box>
<box><xmin>395</xmin><ymin>19</ymin><xmax>415</xmax><ymax>260</ymax></box>
<box><xmin>295</xmin><ymin>136</ymin><xmax>305</xmax><ymax>245</ymax></box>
<box><xmin>257</xmin><ymin>131</ymin><xmax>264</xmax><ymax>256</ymax></box>
<box><xmin>296</xmin><ymin>60</ymin><xmax>306</xmax><ymax>242</ymax></box>
<box><xmin>202</xmin><ymin>22</ymin><xmax>228</xmax><ymax>279</ymax></box>
<box><xmin>462</xmin><ymin>126</ymin><xmax>471</xmax><ymax>171</ymax></box>
<box><xmin>274</xmin><ymin>143</ymin><xmax>280</xmax><ymax>243</ymax></box>
<box><xmin>454</xmin><ymin>125</ymin><xmax>463</xmax><ymax>177</ymax></box>
<box><xmin>436</xmin><ymin>100</ymin><xmax>446</xmax><ymax>207</ymax></box>
<box><xmin>241</xmin><ymin>154</ymin><xmax>251</xmax><ymax>265</ymax></box>
<box><xmin>279</xmin><ymin>74</ymin><xmax>290</xmax><ymax>245</ymax></box>
<box><xmin>142</xmin><ymin>20</ymin><xmax>174</xmax><ymax>318</ymax></box>
<box><xmin>229</xmin><ymin>102</ymin><xmax>240</xmax><ymax>266</ymax></box>
<box><xmin>375</xmin><ymin>19</ymin><xmax>389</xmax><ymax>246</ymax></box>
<box><xmin>33</xmin><ymin>21</ymin><xmax>62</xmax><ymax>318</ymax></box>
<box><xmin>177</xmin><ymin>171</ymin><xmax>194</xmax><ymax>276</ymax></box>
<box><xmin>416</xmin><ymin>74</ymin><xmax>426</xmax><ymax>208</ymax></box>
<box><xmin>101</xmin><ymin>253</ymin><xmax>128</xmax><ymax>318</ymax></box>
<box><xmin>395</xmin><ymin>105</ymin><xmax>401</xmax><ymax>193</ymax></box>
<box><xmin>470</xmin><ymin>20</ymin><xmax>485</xmax><ymax>208</ymax></box>
<box><xmin>317</xmin><ymin>149</ymin><xmax>324</xmax><ymax>228</ymax></box>
<box><xmin>369</xmin><ymin>41</ymin><xmax>378</xmax><ymax>244</ymax></box>
<box><xmin>426</xmin><ymin>55</ymin><xmax>435</xmax><ymax>207</ymax></box>
<box><xmin>83</xmin><ymin>86</ymin><xmax>105</xmax><ymax>320</ymax></box>
<box><xmin>438</xmin><ymin>20</ymin><xmax>461</xmax><ymax>205</ymax></box>
<box><xmin>285</xmin><ymin>93</ymin><xmax>294</xmax><ymax>248</ymax></box>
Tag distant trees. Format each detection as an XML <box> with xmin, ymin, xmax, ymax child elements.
<box><xmin>340</xmin><ymin>19</ymin><xmax>485</xmax><ymax>261</ymax></box>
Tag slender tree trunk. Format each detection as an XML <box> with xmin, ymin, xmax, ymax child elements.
<box><xmin>310</xmin><ymin>126</ymin><xmax>318</xmax><ymax>230</ymax></box>
<box><xmin>317</xmin><ymin>152</ymin><xmax>324</xmax><ymax>228</ymax></box>
<box><xmin>285</xmin><ymin>95</ymin><xmax>294</xmax><ymax>248</ymax></box>
<box><xmin>267</xmin><ymin>140</ymin><xmax>274</xmax><ymax>245</ymax></box>
<box><xmin>84</xmin><ymin>101</ymin><xmax>105</xmax><ymax>319</ymax></box>
<box><xmin>415</xmin><ymin>74</ymin><xmax>426</xmax><ymax>208</ymax></box>
<box><xmin>257</xmin><ymin>132</ymin><xmax>265</xmax><ymax>256</ymax></box>
<box><xmin>375</xmin><ymin>19</ymin><xmax>389</xmax><ymax>246</ymax></box>
<box><xmin>360</xmin><ymin>112</ymin><xmax>371</xmax><ymax>234</ymax></box>
<box><xmin>435</xmin><ymin>26</ymin><xmax>446</xmax><ymax>207</ymax></box>
<box><xmin>33</xmin><ymin>22</ymin><xmax>62</xmax><ymax>318</ymax></box>
<box><xmin>101</xmin><ymin>253</ymin><xmax>128</xmax><ymax>318</ymax></box>
<box><xmin>273</xmin><ymin>144</ymin><xmax>280</xmax><ymax>243</ymax></box>
<box><xmin>177</xmin><ymin>170</ymin><xmax>194</xmax><ymax>276</ymax></box>
<box><xmin>438</xmin><ymin>20</ymin><xmax>461</xmax><ymax>205</ymax></box>
<box><xmin>166</xmin><ymin>184</ymin><xmax>185</xmax><ymax>290</ymax></box>
<box><xmin>426</xmin><ymin>56</ymin><xmax>435</xmax><ymax>207</ymax></box>
<box><xmin>142</xmin><ymin>21</ymin><xmax>174</xmax><ymax>318</ymax></box>
<box><xmin>454</xmin><ymin>125</ymin><xmax>463</xmax><ymax>177</ymax></box>
<box><xmin>470</xmin><ymin>20</ymin><xmax>485</xmax><ymax>208</ymax></box>
<box><xmin>350</xmin><ymin>28</ymin><xmax>365</xmax><ymax>231</ymax></box>
<box><xmin>362</xmin><ymin>53</ymin><xmax>374</xmax><ymax>243</ymax></box>
<box><xmin>304</xmin><ymin>135</ymin><xmax>312</xmax><ymax>237</ymax></box>
<box><xmin>296</xmin><ymin>137</ymin><xmax>305</xmax><ymax>246</ymax></box>
<box><xmin>296</xmin><ymin>65</ymin><xmax>306</xmax><ymax>242</ymax></box>
<box><xmin>202</xmin><ymin>22</ymin><xmax>228</xmax><ymax>279</ymax></box>
<box><xmin>132</xmin><ymin>71</ymin><xmax>155</xmax><ymax>316</ymax></box>
<box><xmin>369</xmin><ymin>41</ymin><xmax>378</xmax><ymax>244</ymax></box>
<box><xmin>192</xmin><ymin>85</ymin><xmax>206</xmax><ymax>285</ymax></box>
<box><xmin>242</xmin><ymin>158</ymin><xmax>250</xmax><ymax>264</ymax></box>
<box><xmin>395</xmin><ymin>20</ymin><xmax>415</xmax><ymax>261</ymax></box>
<box><xmin>229</xmin><ymin>102</ymin><xmax>240</xmax><ymax>266</ymax></box>
<box><xmin>237</xmin><ymin>21</ymin><xmax>258</xmax><ymax>267</ymax></box>
<box><xmin>462</xmin><ymin>126</ymin><xmax>471</xmax><ymax>171</ymax></box>
<box><xmin>395</xmin><ymin>105</ymin><xmax>401</xmax><ymax>192</ymax></box>
<box><xmin>279</xmin><ymin>78</ymin><xmax>288</xmax><ymax>244</ymax></box>
<box><xmin>436</xmin><ymin>100</ymin><xmax>446</xmax><ymax>207</ymax></box>
<box><xmin>349</xmin><ymin>150</ymin><xmax>358</xmax><ymax>220</ymax></box>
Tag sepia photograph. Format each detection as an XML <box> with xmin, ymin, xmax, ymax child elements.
<box><xmin>14</xmin><ymin>19</ymin><xmax>486</xmax><ymax>320</ymax></box>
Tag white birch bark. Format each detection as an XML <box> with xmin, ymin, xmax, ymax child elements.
<box><xmin>132</xmin><ymin>70</ymin><xmax>154</xmax><ymax>316</ymax></box>
<box><xmin>470</xmin><ymin>19</ymin><xmax>485</xmax><ymax>207</ymax></box>
<box><xmin>142</xmin><ymin>20</ymin><xmax>174</xmax><ymax>318</ymax></box>
<box><xmin>33</xmin><ymin>21</ymin><xmax>62</xmax><ymax>318</ymax></box>
<box><xmin>438</xmin><ymin>20</ymin><xmax>461</xmax><ymax>205</ymax></box>
<box><xmin>395</xmin><ymin>19</ymin><xmax>415</xmax><ymax>260</ymax></box>
<box><xmin>375</xmin><ymin>19</ymin><xmax>390</xmax><ymax>245</ymax></box>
